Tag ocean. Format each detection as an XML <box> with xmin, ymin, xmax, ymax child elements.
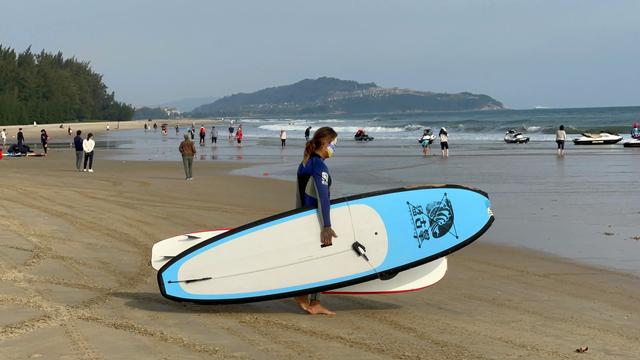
<box><xmin>102</xmin><ymin>106</ymin><xmax>640</xmax><ymax>276</ymax></box>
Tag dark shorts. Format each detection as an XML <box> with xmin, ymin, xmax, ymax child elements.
<box><xmin>440</xmin><ymin>141</ymin><xmax>449</xmax><ymax>150</ymax></box>
<box><xmin>237</xmin><ymin>138</ymin><xmax>242</xmax><ymax>144</ymax></box>
<box><xmin>556</xmin><ymin>140</ymin><xmax>565</xmax><ymax>149</ymax></box>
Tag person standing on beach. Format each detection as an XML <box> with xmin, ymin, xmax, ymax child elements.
<box><xmin>175</xmin><ymin>124</ymin><xmax>179</xmax><ymax>134</ymax></box>
<box><xmin>305</xmin><ymin>126</ymin><xmax>312</xmax><ymax>141</ymax></box>
<box><xmin>439</xmin><ymin>127</ymin><xmax>449</xmax><ymax>158</ymax></box>
<box><xmin>179</xmin><ymin>133</ymin><xmax>196</xmax><ymax>180</ymax></box>
<box><xmin>1</xmin><ymin>128</ymin><xmax>6</xmax><ymax>149</ymax></box>
<box><xmin>211</xmin><ymin>126</ymin><xmax>218</xmax><ymax>144</ymax></box>
<box><xmin>40</xmin><ymin>129</ymin><xmax>49</xmax><ymax>155</ymax></box>
<box><xmin>199</xmin><ymin>126</ymin><xmax>206</xmax><ymax>146</ymax></box>
<box><xmin>228</xmin><ymin>124</ymin><xmax>234</xmax><ymax>142</ymax></box>
<box><xmin>556</xmin><ymin>125</ymin><xmax>567</xmax><ymax>156</ymax></box>
<box><xmin>17</xmin><ymin>128</ymin><xmax>24</xmax><ymax>146</ymax></box>
<box><xmin>280</xmin><ymin>129</ymin><xmax>287</xmax><ymax>147</ymax></box>
<box><xmin>235</xmin><ymin>125</ymin><xmax>243</xmax><ymax>146</ymax></box>
<box><xmin>419</xmin><ymin>128</ymin><xmax>434</xmax><ymax>156</ymax></box>
<box><xmin>67</xmin><ymin>126</ymin><xmax>72</xmax><ymax>136</ymax></box>
<box><xmin>73</xmin><ymin>130</ymin><xmax>83</xmax><ymax>170</ymax></box>
<box><xmin>294</xmin><ymin>127</ymin><xmax>338</xmax><ymax>316</ymax></box>
<box><xmin>82</xmin><ymin>133</ymin><xmax>95</xmax><ymax>172</ymax></box>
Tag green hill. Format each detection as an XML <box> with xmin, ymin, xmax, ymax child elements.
<box><xmin>191</xmin><ymin>77</ymin><xmax>503</xmax><ymax>116</ymax></box>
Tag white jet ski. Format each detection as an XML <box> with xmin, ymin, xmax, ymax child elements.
<box><xmin>573</xmin><ymin>132</ymin><xmax>622</xmax><ymax>145</ymax></box>
<box><xmin>503</xmin><ymin>129</ymin><xmax>530</xmax><ymax>144</ymax></box>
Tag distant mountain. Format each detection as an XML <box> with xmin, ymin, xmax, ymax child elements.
<box><xmin>159</xmin><ymin>96</ymin><xmax>218</xmax><ymax>112</ymax></box>
<box><xmin>191</xmin><ymin>77</ymin><xmax>504</xmax><ymax>117</ymax></box>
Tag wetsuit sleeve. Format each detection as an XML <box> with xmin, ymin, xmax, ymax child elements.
<box><xmin>312</xmin><ymin>163</ymin><xmax>331</xmax><ymax>227</ymax></box>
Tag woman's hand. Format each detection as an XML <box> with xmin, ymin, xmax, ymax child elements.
<box><xmin>321</xmin><ymin>227</ymin><xmax>337</xmax><ymax>247</ymax></box>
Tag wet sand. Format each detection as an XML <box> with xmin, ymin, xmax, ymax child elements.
<box><xmin>1</xmin><ymin>150</ymin><xmax>639</xmax><ymax>359</ymax></box>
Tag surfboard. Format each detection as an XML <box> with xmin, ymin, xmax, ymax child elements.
<box><xmin>152</xmin><ymin>229</ymin><xmax>448</xmax><ymax>294</ymax></box>
<box><xmin>158</xmin><ymin>184</ymin><xmax>494</xmax><ymax>304</ymax></box>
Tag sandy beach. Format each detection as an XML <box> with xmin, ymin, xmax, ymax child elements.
<box><xmin>0</xmin><ymin>148</ymin><xmax>638</xmax><ymax>359</ymax></box>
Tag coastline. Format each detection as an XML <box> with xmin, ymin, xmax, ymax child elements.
<box><xmin>1</xmin><ymin>150</ymin><xmax>639</xmax><ymax>359</ymax></box>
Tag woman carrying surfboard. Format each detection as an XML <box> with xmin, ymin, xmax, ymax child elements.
<box><xmin>294</xmin><ymin>127</ymin><xmax>338</xmax><ymax>315</ymax></box>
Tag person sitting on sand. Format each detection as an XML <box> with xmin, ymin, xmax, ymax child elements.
<box><xmin>294</xmin><ymin>127</ymin><xmax>338</xmax><ymax>315</ymax></box>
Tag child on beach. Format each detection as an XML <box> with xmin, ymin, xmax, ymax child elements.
<box><xmin>40</xmin><ymin>129</ymin><xmax>49</xmax><ymax>155</ymax></box>
<box><xmin>82</xmin><ymin>133</ymin><xmax>95</xmax><ymax>172</ymax></box>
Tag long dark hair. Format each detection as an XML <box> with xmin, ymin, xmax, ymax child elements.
<box><xmin>303</xmin><ymin>127</ymin><xmax>337</xmax><ymax>164</ymax></box>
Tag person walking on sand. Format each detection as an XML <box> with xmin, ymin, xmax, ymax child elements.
<box><xmin>17</xmin><ymin>128</ymin><xmax>24</xmax><ymax>146</ymax></box>
<box><xmin>1</xmin><ymin>128</ymin><xmax>6</xmax><ymax>149</ymax></box>
<box><xmin>82</xmin><ymin>133</ymin><xmax>95</xmax><ymax>172</ymax></box>
<box><xmin>439</xmin><ymin>127</ymin><xmax>449</xmax><ymax>158</ymax></box>
<box><xmin>73</xmin><ymin>130</ymin><xmax>84</xmax><ymax>171</ymax></box>
<box><xmin>211</xmin><ymin>126</ymin><xmax>218</xmax><ymax>144</ymax></box>
<box><xmin>40</xmin><ymin>129</ymin><xmax>49</xmax><ymax>155</ymax></box>
<box><xmin>293</xmin><ymin>127</ymin><xmax>339</xmax><ymax>316</ymax></box>
<box><xmin>305</xmin><ymin>126</ymin><xmax>312</xmax><ymax>141</ymax></box>
<box><xmin>235</xmin><ymin>124</ymin><xmax>243</xmax><ymax>146</ymax></box>
<box><xmin>556</xmin><ymin>125</ymin><xmax>567</xmax><ymax>156</ymax></box>
<box><xmin>179</xmin><ymin>133</ymin><xmax>196</xmax><ymax>180</ymax></box>
<box><xmin>199</xmin><ymin>126</ymin><xmax>206</xmax><ymax>146</ymax></box>
<box><xmin>280</xmin><ymin>129</ymin><xmax>287</xmax><ymax>147</ymax></box>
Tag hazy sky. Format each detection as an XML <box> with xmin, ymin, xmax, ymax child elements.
<box><xmin>1</xmin><ymin>0</ymin><xmax>638</xmax><ymax>109</ymax></box>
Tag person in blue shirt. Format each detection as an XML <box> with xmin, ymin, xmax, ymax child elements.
<box><xmin>293</xmin><ymin>126</ymin><xmax>338</xmax><ymax>315</ymax></box>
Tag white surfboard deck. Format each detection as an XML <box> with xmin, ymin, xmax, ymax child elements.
<box><xmin>158</xmin><ymin>185</ymin><xmax>493</xmax><ymax>303</ymax></box>
<box><xmin>152</xmin><ymin>227</ymin><xmax>447</xmax><ymax>294</ymax></box>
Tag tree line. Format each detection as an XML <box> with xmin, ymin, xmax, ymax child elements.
<box><xmin>0</xmin><ymin>45</ymin><xmax>134</xmax><ymax>125</ymax></box>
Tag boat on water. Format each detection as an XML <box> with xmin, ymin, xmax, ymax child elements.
<box><xmin>573</xmin><ymin>132</ymin><xmax>622</xmax><ymax>145</ymax></box>
<box><xmin>503</xmin><ymin>129</ymin><xmax>530</xmax><ymax>144</ymax></box>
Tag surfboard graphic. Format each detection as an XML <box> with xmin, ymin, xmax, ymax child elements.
<box><xmin>152</xmin><ymin>229</ymin><xmax>448</xmax><ymax>294</ymax></box>
<box><xmin>158</xmin><ymin>185</ymin><xmax>494</xmax><ymax>304</ymax></box>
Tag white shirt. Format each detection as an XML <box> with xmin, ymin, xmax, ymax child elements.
<box><xmin>280</xmin><ymin>131</ymin><xmax>287</xmax><ymax>140</ymax></box>
<box><xmin>0</xmin><ymin>130</ymin><xmax>5</xmax><ymax>140</ymax></box>
<box><xmin>440</xmin><ymin>133</ymin><xmax>448</xmax><ymax>142</ymax></box>
<box><xmin>556</xmin><ymin>130</ymin><xmax>566</xmax><ymax>141</ymax></box>
<box><xmin>83</xmin><ymin>138</ymin><xmax>95</xmax><ymax>153</ymax></box>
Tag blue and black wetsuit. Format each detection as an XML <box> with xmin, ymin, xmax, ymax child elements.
<box><xmin>296</xmin><ymin>153</ymin><xmax>332</xmax><ymax>227</ymax></box>
<box><xmin>296</xmin><ymin>153</ymin><xmax>332</xmax><ymax>302</ymax></box>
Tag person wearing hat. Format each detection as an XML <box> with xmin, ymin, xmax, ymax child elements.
<box><xmin>439</xmin><ymin>127</ymin><xmax>449</xmax><ymax>158</ymax></box>
<box><xmin>179</xmin><ymin>133</ymin><xmax>196</xmax><ymax>180</ymax></box>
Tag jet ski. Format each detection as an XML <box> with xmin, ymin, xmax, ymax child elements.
<box><xmin>623</xmin><ymin>122</ymin><xmax>640</xmax><ymax>147</ymax></box>
<box><xmin>354</xmin><ymin>129</ymin><xmax>374</xmax><ymax>141</ymax></box>
<box><xmin>572</xmin><ymin>131</ymin><xmax>622</xmax><ymax>145</ymax></box>
<box><xmin>503</xmin><ymin>129</ymin><xmax>530</xmax><ymax>144</ymax></box>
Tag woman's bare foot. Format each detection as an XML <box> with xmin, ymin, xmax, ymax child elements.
<box><xmin>294</xmin><ymin>296</ymin><xmax>312</xmax><ymax>314</ymax></box>
<box><xmin>308</xmin><ymin>300</ymin><xmax>335</xmax><ymax>315</ymax></box>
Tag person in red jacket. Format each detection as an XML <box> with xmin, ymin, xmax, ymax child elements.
<box><xmin>235</xmin><ymin>125</ymin><xmax>243</xmax><ymax>146</ymax></box>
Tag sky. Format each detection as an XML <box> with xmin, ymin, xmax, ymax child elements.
<box><xmin>1</xmin><ymin>0</ymin><xmax>639</xmax><ymax>109</ymax></box>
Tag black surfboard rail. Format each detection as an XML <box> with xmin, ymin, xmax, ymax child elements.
<box><xmin>158</xmin><ymin>184</ymin><xmax>494</xmax><ymax>304</ymax></box>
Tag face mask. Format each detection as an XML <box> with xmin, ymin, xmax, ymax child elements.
<box><xmin>327</xmin><ymin>139</ymin><xmax>337</xmax><ymax>158</ymax></box>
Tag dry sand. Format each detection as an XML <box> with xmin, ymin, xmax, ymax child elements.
<box><xmin>0</xmin><ymin>149</ymin><xmax>639</xmax><ymax>359</ymax></box>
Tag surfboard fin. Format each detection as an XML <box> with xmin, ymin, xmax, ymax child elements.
<box><xmin>351</xmin><ymin>241</ymin><xmax>369</xmax><ymax>262</ymax></box>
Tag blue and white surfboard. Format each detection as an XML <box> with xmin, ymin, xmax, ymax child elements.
<box><xmin>158</xmin><ymin>185</ymin><xmax>494</xmax><ymax>304</ymax></box>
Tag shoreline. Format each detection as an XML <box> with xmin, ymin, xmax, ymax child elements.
<box><xmin>1</xmin><ymin>149</ymin><xmax>639</xmax><ymax>359</ymax></box>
